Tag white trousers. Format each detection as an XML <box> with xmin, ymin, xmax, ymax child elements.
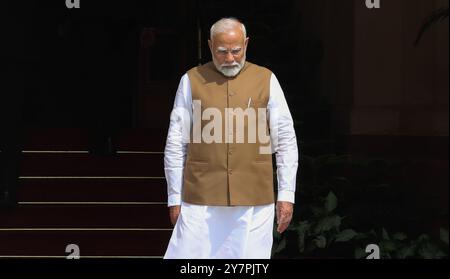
<box><xmin>164</xmin><ymin>202</ymin><xmax>275</xmax><ymax>259</ymax></box>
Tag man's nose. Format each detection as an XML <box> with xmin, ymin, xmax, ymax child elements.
<box><xmin>225</xmin><ymin>52</ymin><xmax>234</xmax><ymax>64</ymax></box>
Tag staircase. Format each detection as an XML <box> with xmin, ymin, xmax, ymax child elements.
<box><xmin>0</xmin><ymin>128</ymin><xmax>171</xmax><ymax>258</ymax></box>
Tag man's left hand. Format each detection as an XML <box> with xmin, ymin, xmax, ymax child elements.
<box><xmin>276</xmin><ymin>201</ymin><xmax>293</xmax><ymax>234</ymax></box>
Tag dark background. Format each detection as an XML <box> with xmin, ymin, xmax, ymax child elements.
<box><xmin>1</xmin><ymin>0</ymin><xmax>448</xmax><ymax>258</ymax></box>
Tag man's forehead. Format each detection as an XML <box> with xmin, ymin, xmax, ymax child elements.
<box><xmin>211</xmin><ymin>30</ymin><xmax>245</xmax><ymax>44</ymax></box>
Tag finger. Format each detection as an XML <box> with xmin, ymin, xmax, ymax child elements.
<box><xmin>277</xmin><ymin>213</ymin><xmax>292</xmax><ymax>231</ymax></box>
<box><xmin>277</xmin><ymin>221</ymin><xmax>289</xmax><ymax>234</ymax></box>
<box><xmin>277</xmin><ymin>213</ymin><xmax>285</xmax><ymax>226</ymax></box>
<box><xmin>174</xmin><ymin>212</ymin><xmax>180</xmax><ymax>225</ymax></box>
<box><xmin>170</xmin><ymin>212</ymin><xmax>178</xmax><ymax>226</ymax></box>
<box><xmin>278</xmin><ymin>211</ymin><xmax>292</xmax><ymax>224</ymax></box>
<box><xmin>276</xmin><ymin>217</ymin><xmax>285</xmax><ymax>232</ymax></box>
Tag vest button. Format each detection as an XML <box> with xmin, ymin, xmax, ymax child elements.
<box><xmin>229</xmin><ymin>92</ymin><xmax>235</xmax><ymax>96</ymax></box>
<box><xmin>228</xmin><ymin>151</ymin><xmax>233</xmax><ymax>155</ymax></box>
<box><xmin>228</xmin><ymin>169</ymin><xmax>233</xmax><ymax>175</ymax></box>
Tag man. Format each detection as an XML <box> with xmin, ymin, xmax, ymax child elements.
<box><xmin>163</xmin><ymin>18</ymin><xmax>298</xmax><ymax>259</ymax></box>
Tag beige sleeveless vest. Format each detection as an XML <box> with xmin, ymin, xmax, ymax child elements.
<box><xmin>183</xmin><ymin>61</ymin><xmax>274</xmax><ymax>206</ymax></box>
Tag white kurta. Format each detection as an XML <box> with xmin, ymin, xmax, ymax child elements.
<box><xmin>163</xmin><ymin>69</ymin><xmax>298</xmax><ymax>259</ymax></box>
<box><xmin>164</xmin><ymin>202</ymin><xmax>275</xmax><ymax>259</ymax></box>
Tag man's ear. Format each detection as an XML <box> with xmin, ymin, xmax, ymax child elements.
<box><xmin>244</xmin><ymin>37</ymin><xmax>249</xmax><ymax>49</ymax></box>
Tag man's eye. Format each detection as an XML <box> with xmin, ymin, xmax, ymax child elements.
<box><xmin>231</xmin><ymin>49</ymin><xmax>241</xmax><ymax>55</ymax></box>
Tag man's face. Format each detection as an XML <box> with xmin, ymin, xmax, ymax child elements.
<box><xmin>208</xmin><ymin>28</ymin><xmax>249</xmax><ymax>77</ymax></box>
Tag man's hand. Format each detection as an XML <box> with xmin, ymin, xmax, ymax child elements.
<box><xmin>169</xmin><ymin>205</ymin><xmax>181</xmax><ymax>226</ymax></box>
<box><xmin>276</xmin><ymin>201</ymin><xmax>293</xmax><ymax>234</ymax></box>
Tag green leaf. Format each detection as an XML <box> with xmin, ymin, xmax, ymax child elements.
<box><xmin>273</xmin><ymin>226</ymin><xmax>282</xmax><ymax>240</ymax></box>
<box><xmin>299</xmin><ymin>221</ymin><xmax>312</xmax><ymax>232</ymax></box>
<box><xmin>335</xmin><ymin>229</ymin><xmax>358</xmax><ymax>242</ymax></box>
<box><xmin>380</xmin><ymin>240</ymin><xmax>397</xmax><ymax>252</ymax></box>
<box><xmin>382</xmin><ymin>228</ymin><xmax>390</xmax><ymax>240</ymax></box>
<box><xmin>368</xmin><ymin>230</ymin><xmax>377</xmax><ymax>238</ymax></box>
<box><xmin>290</xmin><ymin>220</ymin><xmax>310</xmax><ymax>233</ymax></box>
<box><xmin>298</xmin><ymin>232</ymin><xmax>306</xmax><ymax>253</ymax></box>
<box><xmin>314</xmin><ymin>236</ymin><xmax>327</xmax><ymax>249</ymax></box>
<box><xmin>305</xmin><ymin>241</ymin><xmax>317</xmax><ymax>253</ymax></box>
<box><xmin>325</xmin><ymin>191</ymin><xmax>338</xmax><ymax>213</ymax></box>
<box><xmin>354</xmin><ymin>247</ymin><xmax>366</xmax><ymax>259</ymax></box>
<box><xmin>286</xmin><ymin>221</ymin><xmax>308</xmax><ymax>232</ymax></box>
<box><xmin>296</xmin><ymin>221</ymin><xmax>311</xmax><ymax>253</ymax></box>
<box><xmin>310</xmin><ymin>205</ymin><xmax>325</xmax><ymax>217</ymax></box>
<box><xmin>393</xmin><ymin>232</ymin><xmax>408</xmax><ymax>241</ymax></box>
<box><xmin>354</xmin><ymin>230</ymin><xmax>376</xmax><ymax>241</ymax></box>
<box><xmin>440</xmin><ymin>228</ymin><xmax>449</xmax><ymax>245</ymax></box>
<box><xmin>433</xmin><ymin>250</ymin><xmax>448</xmax><ymax>259</ymax></box>
<box><xmin>354</xmin><ymin>233</ymin><xmax>368</xmax><ymax>240</ymax></box>
<box><xmin>272</xmin><ymin>238</ymin><xmax>286</xmax><ymax>255</ymax></box>
<box><xmin>418</xmin><ymin>242</ymin><xmax>446</xmax><ymax>259</ymax></box>
<box><xmin>313</xmin><ymin>215</ymin><xmax>341</xmax><ymax>234</ymax></box>
<box><xmin>396</xmin><ymin>245</ymin><xmax>417</xmax><ymax>259</ymax></box>
<box><xmin>417</xmin><ymin>234</ymin><xmax>430</xmax><ymax>243</ymax></box>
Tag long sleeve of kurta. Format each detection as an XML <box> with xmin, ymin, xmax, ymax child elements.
<box><xmin>267</xmin><ymin>74</ymin><xmax>299</xmax><ymax>204</ymax></box>
<box><xmin>164</xmin><ymin>74</ymin><xmax>191</xmax><ymax>207</ymax></box>
<box><xmin>164</xmin><ymin>72</ymin><xmax>299</xmax><ymax>207</ymax></box>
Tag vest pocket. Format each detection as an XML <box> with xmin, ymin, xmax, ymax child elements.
<box><xmin>253</xmin><ymin>100</ymin><xmax>265</xmax><ymax>106</ymax></box>
<box><xmin>249</xmin><ymin>100</ymin><xmax>266</xmax><ymax>109</ymax></box>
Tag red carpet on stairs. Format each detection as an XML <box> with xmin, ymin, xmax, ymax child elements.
<box><xmin>0</xmin><ymin>128</ymin><xmax>170</xmax><ymax>258</ymax></box>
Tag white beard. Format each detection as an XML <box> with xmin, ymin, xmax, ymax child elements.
<box><xmin>212</xmin><ymin>55</ymin><xmax>246</xmax><ymax>77</ymax></box>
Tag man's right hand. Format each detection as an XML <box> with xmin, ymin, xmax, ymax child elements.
<box><xmin>169</xmin><ymin>205</ymin><xmax>181</xmax><ymax>226</ymax></box>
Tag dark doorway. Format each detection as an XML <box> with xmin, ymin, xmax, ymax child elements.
<box><xmin>12</xmin><ymin>0</ymin><xmax>315</xmax><ymax>133</ymax></box>
<box><xmin>11</xmin><ymin>1</ymin><xmax>199</xmax><ymax>130</ymax></box>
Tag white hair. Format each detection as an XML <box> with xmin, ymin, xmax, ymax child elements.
<box><xmin>210</xmin><ymin>18</ymin><xmax>247</xmax><ymax>40</ymax></box>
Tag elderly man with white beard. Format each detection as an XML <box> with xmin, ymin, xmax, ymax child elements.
<box><xmin>163</xmin><ymin>17</ymin><xmax>299</xmax><ymax>259</ymax></box>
